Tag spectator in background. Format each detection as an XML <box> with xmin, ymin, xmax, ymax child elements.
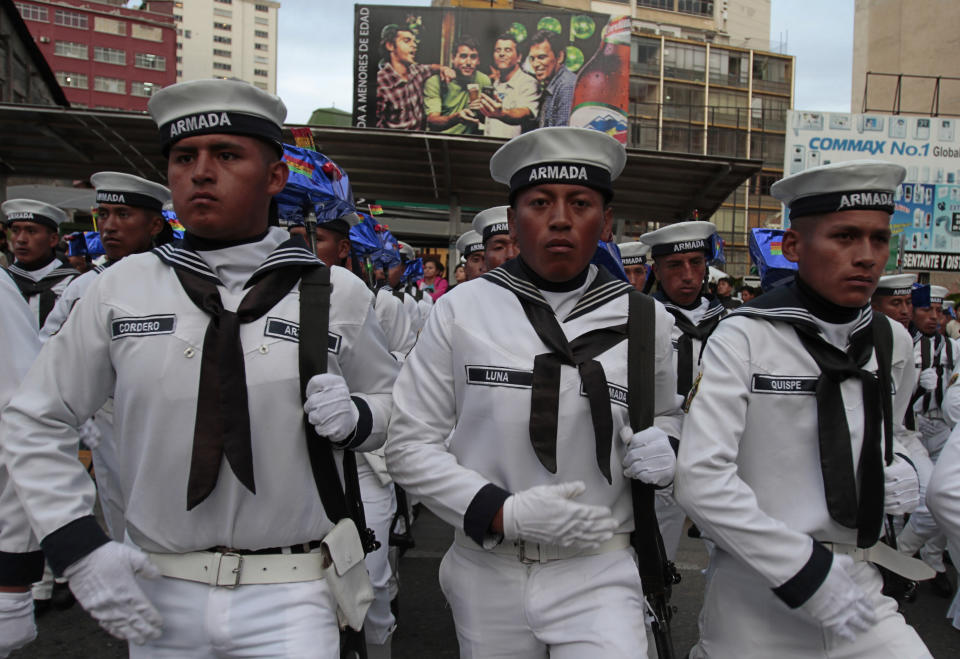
<box><xmin>418</xmin><ymin>254</ymin><xmax>448</xmax><ymax>300</ymax></box>
<box><xmin>715</xmin><ymin>276</ymin><xmax>741</xmax><ymax>309</ymax></box>
<box><xmin>453</xmin><ymin>263</ymin><xmax>466</xmax><ymax>284</ymax></box>
<box><xmin>529</xmin><ymin>30</ymin><xmax>575</xmax><ymax>128</ymax></box>
<box><xmin>739</xmin><ymin>285</ymin><xmax>761</xmax><ymax>304</ymax></box>
<box><xmin>0</xmin><ymin>229</ymin><xmax>13</xmax><ymax>267</ymax></box>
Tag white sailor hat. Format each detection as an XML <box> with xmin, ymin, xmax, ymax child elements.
<box><xmin>91</xmin><ymin>172</ymin><xmax>171</xmax><ymax>212</ymax></box>
<box><xmin>456</xmin><ymin>230</ymin><xmax>484</xmax><ymax>257</ymax></box>
<box><xmin>771</xmin><ymin>160</ymin><xmax>906</xmax><ymax>220</ymax></box>
<box><xmin>640</xmin><ymin>220</ymin><xmax>717</xmax><ymax>259</ymax></box>
<box><xmin>873</xmin><ymin>273</ymin><xmax>917</xmax><ymax>297</ymax></box>
<box><xmin>472</xmin><ymin>206</ymin><xmax>510</xmax><ymax>244</ymax></box>
<box><xmin>397</xmin><ymin>241</ymin><xmax>415</xmax><ymax>261</ymax></box>
<box><xmin>490</xmin><ymin>127</ymin><xmax>626</xmax><ymax>203</ymax></box>
<box><xmin>618</xmin><ymin>241</ymin><xmax>650</xmax><ymax>266</ymax></box>
<box><xmin>148</xmin><ymin>79</ymin><xmax>287</xmax><ymax>155</ymax></box>
<box><xmin>931</xmin><ymin>285</ymin><xmax>950</xmax><ymax>305</ymax></box>
<box><xmin>1</xmin><ymin>199</ymin><xmax>68</xmax><ymax>230</ymax></box>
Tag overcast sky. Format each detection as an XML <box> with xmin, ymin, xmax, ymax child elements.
<box><xmin>276</xmin><ymin>0</ymin><xmax>854</xmax><ymax>124</ymax></box>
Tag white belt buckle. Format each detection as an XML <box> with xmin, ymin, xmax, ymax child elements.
<box><xmin>216</xmin><ymin>552</ymin><xmax>244</xmax><ymax>588</ymax></box>
<box><xmin>516</xmin><ymin>541</ymin><xmax>540</xmax><ymax>564</ymax></box>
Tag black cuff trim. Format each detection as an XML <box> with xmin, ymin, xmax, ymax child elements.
<box><xmin>40</xmin><ymin>516</ymin><xmax>109</xmax><ymax>576</ymax></box>
<box><xmin>0</xmin><ymin>551</ymin><xmax>44</xmax><ymax>587</ymax></box>
<box><xmin>334</xmin><ymin>396</ymin><xmax>373</xmax><ymax>450</ymax></box>
<box><xmin>464</xmin><ymin>483</ymin><xmax>512</xmax><ymax>547</ymax></box>
<box><xmin>772</xmin><ymin>541</ymin><xmax>833</xmax><ymax>608</ymax></box>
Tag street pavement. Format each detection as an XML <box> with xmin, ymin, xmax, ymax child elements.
<box><xmin>13</xmin><ymin>509</ymin><xmax>960</xmax><ymax>657</ymax></box>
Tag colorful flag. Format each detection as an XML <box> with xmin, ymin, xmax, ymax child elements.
<box><xmin>290</xmin><ymin>127</ymin><xmax>316</xmax><ymax>151</ymax></box>
<box><xmin>285</xmin><ymin>155</ymin><xmax>314</xmax><ymax>178</ymax></box>
<box><xmin>770</xmin><ymin>239</ymin><xmax>782</xmax><ymax>255</ymax></box>
<box><xmin>369</xmin><ymin>204</ymin><xmax>383</xmax><ymax>216</ymax></box>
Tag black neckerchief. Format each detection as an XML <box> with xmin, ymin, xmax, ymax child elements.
<box><xmin>6</xmin><ymin>259</ymin><xmax>79</xmax><ymax>326</ymax></box>
<box><xmin>728</xmin><ymin>280</ymin><xmax>888</xmax><ymax>547</ymax></box>
<box><xmin>654</xmin><ymin>293</ymin><xmax>725</xmax><ymax>395</ymax></box>
<box><xmin>482</xmin><ymin>259</ymin><xmax>633</xmax><ymax>482</ymax></box>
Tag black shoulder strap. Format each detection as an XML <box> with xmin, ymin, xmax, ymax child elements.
<box><xmin>872</xmin><ymin>314</ymin><xmax>894</xmax><ymax>466</ymax></box>
<box><xmin>392</xmin><ymin>288</ymin><xmax>404</xmax><ymax>302</ymax></box>
<box><xmin>299</xmin><ymin>266</ymin><xmax>351</xmax><ymax>523</ymax></box>
<box><xmin>947</xmin><ymin>336</ymin><xmax>954</xmax><ymax>371</ymax></box>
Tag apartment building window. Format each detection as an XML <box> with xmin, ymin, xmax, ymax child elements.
<box><xmin>213</xmin><ymin>49</ymin><xmax>232</xmax><ymax>58</ymax></box>
<box><xmin>709</xmin><ymin>49</ymin><xmax>748</xmax><ymax>88</ymax></box>
<box><xmin>752</xmin><ymin>56</ymin><xmax>792</xmax><ymax>94</ymax></box>
<box><xmin>55</xmin><ymin>41</ymin><xmax>88</xmax><ymax>59</ymax></box>
<box><xmin>663</xmin><ymin>83</ymin><xmax>704</xmax><ymax>120</ymax></box>
<box><xmin>254</xmin><ymin>30</ymin><xmax>268</xmax><ymax>38</ymax></box>
<box><xmin>94</xmin><ymin>47</ymin><xmax>126</xmax><ymax>65</ymax></box>
<box><xmin>176</xmin><ymin>42</ymin><xmax>183</xmax><ymax>50</ymax></box>
<box><xmin>174</xmin><ymin>14</ymin><xmax>182</xmax><ymax>22</ymax></box>
<box><xmin>630</xmin><ymin>37</ymin><xmax>660</xmax><ymax>77</ymax></box>
<box><xmin>95</xmin><ymin>76</ymin><xmax>125</xmax><ymax>94</ymax></box>
<box><xmin>254</xmin><ymin>82</ymin><xmax>267</xmax><ymax>90</ymax></box>
<box><xmin>678</xmin><ymin>0</ymin><xmax>714</xmax><ymax>17</ymax></box>
<box><xmin>176</xmin><ymin>56</ymin><xmax>182</xmax><ymax>63</ymax></box>
<box><xmin>131</xmin><ymin>81</ymin><xmax>160</xmax><ymax>97</ymax></box>
<box><xmin>213</xmin><ymin>62</ymin><xmax>232</xmax><ymax>71</ymax></box>
<box><xmin>56</xmin><ymin>72</ymin><xmax>88</xmax><ymax>89</ymax></box>
<box><xmin>255</xmin><ymin>4</ymin><xmax>269</xmax><ymax>11</ymax></box>
<box><xmin>95</xmin><ymin>17</ymin><xmax>127</xmax><ymax>36</ymax></box>
<box><xmin>254</xmin><ymin>55</ymin><xmax>268</xmax><ymax>64</ymax></box>
<box><xmin>15</xmin><ymin>3</ymin><xmax>48</xmax><ymax>22</ymax></box>
<box><xmin>213</xmin><ymin>36</ymin><xmax>232</xmax><ymax>44</ymax></box>
<box><xmin>662</xmin><ymin>42</ymin><xmax>706</xmax><ymax>82</ymax></box>
<box><xmin>752</xmin><ymin>94</ymin><xmax>789</xmax><ymax>131</ymax></box>
<box><xmin>214</xmin><ymin>22</ymin><xmax>231</xmax><ymax>31</ymax></box>
<box><xmin>255</xmin><ymin>17</ymin><xmax>269</xmax><ymax>25</ymax></box>
<box><xmin>637</xmin><ymin>0</ymin><xmax>672</xmax><ymax>10</ymax></box>
<box><xmin>135</xmin><ymin>53</ymin><xmax>166</xmax><ymax>71</ymax></box>
<box><xmin>254</xmin><ymin>69</ymin><xmax>268</xmax><ymax>77</ymax></box>
<box><xmin>55</xmin><ymin>9</ymin><xmax>88</xmax><ymax>29</ymax></box>
<box><xmin>214</xmin><ymin>8</ymin><xmax>232</xmax><ymax>17</ymax></box>
<box><xmin>215</xmin><ymin>0</ymin><xmax>232</xmax><ymax>3</ymax></box>
<box><xmin>708</xmin><ymin>90</ymin><xmax>748</xmax><ymax>127</ymax></box>
<box><xmin>628</xmin><ymin>79</ymin><xmax>659</xmax><ymax>118</ymax></box>
<box><xmin>133</xmin><ymin>24</ymin><xmax>164</xmax><ymax>42</ymax></box>
<box><xmin>254</xmin><ymin>43</ymin><xmax>268</xmax><ymax>51</ymax></box>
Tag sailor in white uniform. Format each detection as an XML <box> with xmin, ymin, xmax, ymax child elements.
<box><xmin>397</xmin><ymin>241</ymin><xmax>433</xmax><ymax>331</ymax></box>
<box><xmin>38</xmin><ymin>173</ymin><xmax>172</xmax><ymax>543</ymax></box>
<box><xmin>455</xmin><ymin>229</ymin><xmax>486</xmax><ymax>281</ymax></box>
<box><xmin>618</xmin><ymin>240</ymin><xmax>649</xmax><ymax>293</ymax></box>
<box><xmin>898</xmin><ymin>283</ymin><xmax>957</xmax><ymax>595</ymax></box>
<box><xmin>1</xmin><ymin>79</ymin><xmax>399</xmax><ymax>658</ymax></box>
<box><xmin>386</xmin><ymin>126</ymin><xmax>684</xmax><ymax>658</ymax></box>
<box><xmin>1</xmin><ymin>199</ymin><xmax>78</xmax><ymax>328</ymax></box>
<box><xmin>0</xmin><ymin>273</ymin><xmax>44</xmax><ymax>658</ymax></box>
<box><xmin>676</xmin><ymin>160</ymin><xmax>931</xmax><ymax>658</ymax></box>
<box><xmin>871</xmin><ymin>273</ymin><xmax>915</xmax><ymax>331</ymax></box>
<box><xmin>472</xmin><ymin>205</ymin><xmax>518</xmax><ymax>272</ymax></box>
<box><xmin>641</xmin><ymin>221</ymin><xmax>726</xmax><ymax>561</ymax></box>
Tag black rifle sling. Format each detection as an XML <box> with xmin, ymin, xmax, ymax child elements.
<box><xmin>299</xmin><ymin>266</ymin><xmax>351</xmax><ymax>523</ymax></box>
<box><xmin>626</xmin><ymin>291</ymin><xmax>668</xmax><ymax>593</ymax></box>
<box><xmin>872</xmin><ymin>315</ymin><xmax>894</xmax><ymax>466</ymax></box>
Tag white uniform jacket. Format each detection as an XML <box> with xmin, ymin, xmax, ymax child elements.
<box><xmin>5</xmin><ymin>259</ymin><xmax>78</xmax><ymax>327</ymax></box>
<box><xmin>386</xmin><ymin>261</ymin><xmax>684</xmax><ymax>547</ymax></box>
<box><xmin>374</xmin><ymin>287</ymin><xmax>416</xmax><ymax>358</ymax></box>
<box><xmin>1</xmin><ymin>228</ymin><xmax>399</xmax><ymax>572</ymax></box>
<box><xmin>911</xmin><ymin>330</ymin><xmax>959</xmax><ymax>458</ymax></box>
<box><xmin>676</xmin><ymin>285</ymin><xmax>916</xmax><ymax>607</ymax></box>
<box><xmin>39</xmin><ymin>264</ymin><xmax>110</xmax><ymax>342</ymax></box>
<box><xmin>0</xmin><ymin>274</ymin><xmax>43</xmax><ymax>584</ymax></box>
<box><xmin>653</xmin><ymin>293</ymin><xmax>726</xmax><ymax>399</ymax></box>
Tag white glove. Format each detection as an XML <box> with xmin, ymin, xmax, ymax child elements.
<box><xmin>0</xmin><ymin>591</ymin><xmax>36</xmax><ymax>657</ymax></box>
<box><xmin>64</xmin><ymin>541</ymin><xmax>163</xmax><ymax>645</ymax></box>
<box><xmin>884</xmin><ymin>453</ymin><xmax>920</xmax><ymax>515</ymax></box>
<box><xmin>304</xmin><ymin>373</ymin><xmax>359</xmax><ymax>443</ymax></box>
<box><xmin>919</xmin><ymin>367</ymin><xmax>939</xmax><ymax>391</ymax></box>
<box><xmin>502</xmin><ymin>481</ymin><xmax>618</xmax><ymax>549</ymax></box>
<box><xmin>78</xmin><ymin>418</ymin><xmax>102</xmax><ymax>449</ymax></box>
<box><xmin>620</xmin><ymin>426</ymin><xmax>676</xmax><ymax>487</ymax></box>
<box><xmin>800</xmin><ymin>554</ymin><xmax>876</xmax><ymax>643</ymax></box>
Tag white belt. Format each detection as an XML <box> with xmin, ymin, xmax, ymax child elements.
<box><xmin>147</xmin><ymin>550</ymin><xmax>327</xmax><ymax>587</ymax></box>
<box><xmin>454</xmin><ymin>530</ymin><xmax>631</xmax><ymax>564</ymax></box>
<box><xmin>821</xmin><ymin>541</ymin><xmax>936</xmax><ymax>582</ymax></box>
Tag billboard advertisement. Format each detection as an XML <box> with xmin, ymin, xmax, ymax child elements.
<box><xmin>353</xmin><ymin>5</ymin><xmax>630</xmax><ymax>142</ymax></box>
<box><xmin>784</xmin><ymin>110</ymin><xmax>960</xmax><ymax>271</ymax></box>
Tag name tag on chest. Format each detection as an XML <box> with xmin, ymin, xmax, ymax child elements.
<box><xmin>264</xmin><ymin>317</ymin><xmax>341</xmax><ymax>353</ymax></box>
<box><xmin>579</xmin><ymin>382</ymin><xmax>629</xmax><ymax>408</ymax></box>
<box><xmin>465</xmin><ymin>365</ymin><xmax>532</xmax><ymax>389</ymax></box>
<box><xmin>751</xmin><ymin>374</ymin><xmax>818</xmax><ymax>395</ymax></box>
<box><xmin>111</xmin><ymin>315</ymin><xmax>176</xmax><ymax>339</ymax></box>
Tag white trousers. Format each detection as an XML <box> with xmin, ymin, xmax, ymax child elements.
<box><xmin>438</xmin><ymin>542</ymin><xmax>648</xmax><ymax>658</ymax></box>
<box><xmin>358</xmin><ymin>464</ymin><xmax>398</xmax><ymax>647</ymax></box>
<box><xmin>689</xmin><ymin>548</ymin><xmax>930</xmax><ymax>658</ymax></box>
<box><xmin>129</xmin><ymin>575</ymin><xmax>341</xmax><ymax>658</ymax></box>
<box><xmin>900</xmin><ymin>422</ymin><xmax>948</xmax><ymax>571</ymax></box>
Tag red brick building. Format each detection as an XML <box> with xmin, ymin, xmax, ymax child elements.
<box><xmin>14</xmin><ymin>0</ymin><xmax>176</xmax><ymax>112</ymax></box>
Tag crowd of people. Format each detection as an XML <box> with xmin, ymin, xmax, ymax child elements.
<box><xmin>0</xmin><ymin>76</ymin><xmax>958</xmax><ymax>659</ymax></box>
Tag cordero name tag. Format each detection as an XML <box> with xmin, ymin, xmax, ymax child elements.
<box><xmin>111</xmin><ymin>315</ymin><xmax>176</xmax><ymax>339</ymax></box>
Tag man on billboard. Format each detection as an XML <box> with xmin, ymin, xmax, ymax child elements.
<box><xmin>529</xmin><ymin>30</ymin><xmax>575</xmax><ymax>128</ymax></box>
<box><xmin>481</xmin><ymin>32</ymin><xmax>539</xmax><ymax>139</ymax></box>
<box><xmin>376</xmin><ymin>22</ymin><xmax>454</xmax><ymax>130</ymax></box>
<box><xmin>424</xmin><ymin>35</ymin><xmax>492</xmax><ymax>135</ymax></box>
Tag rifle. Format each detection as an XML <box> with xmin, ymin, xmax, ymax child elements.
<box><xmin>627</xmin><ymin>292</ymin><xmax>679</xmax><ymax>659</ymax></box>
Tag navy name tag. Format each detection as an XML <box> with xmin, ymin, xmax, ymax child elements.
<box><xmin>465</xmin><ymin>365</ymin><xmax>533</xmax><ymax>389</ymax></box>
<box><xmin>751</xmin><ymin>374</ymin><xmax>818</xmax><ymax>395</ymax></box>
<box><xmin>328</xmin><ymin>331</ymin><xmax>342</xmax><ymax>354</ymax></box>
<box><xmin>111</xmin><ymin>315</ymin><xmax>176</xmax><ymax>340</ymax></box>
<box><xmin>580</xmin><ymin>382</ymin><xmax>629</xmax><ymax>408</ymax></box>
<box><xmin>264</xmin><ymin>317</ymin><xmax>299</xmax><ymax>342</ymax></box>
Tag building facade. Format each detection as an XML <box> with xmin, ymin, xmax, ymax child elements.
<box><xmin>174</xmin><ymin>0</ymin><xmax>279</xmax><ymax>93</ymax></box>
<box><xmin>13</xmin><ymin>0</ymin><xmax>176</xmax><ymax>111</ymax></box>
